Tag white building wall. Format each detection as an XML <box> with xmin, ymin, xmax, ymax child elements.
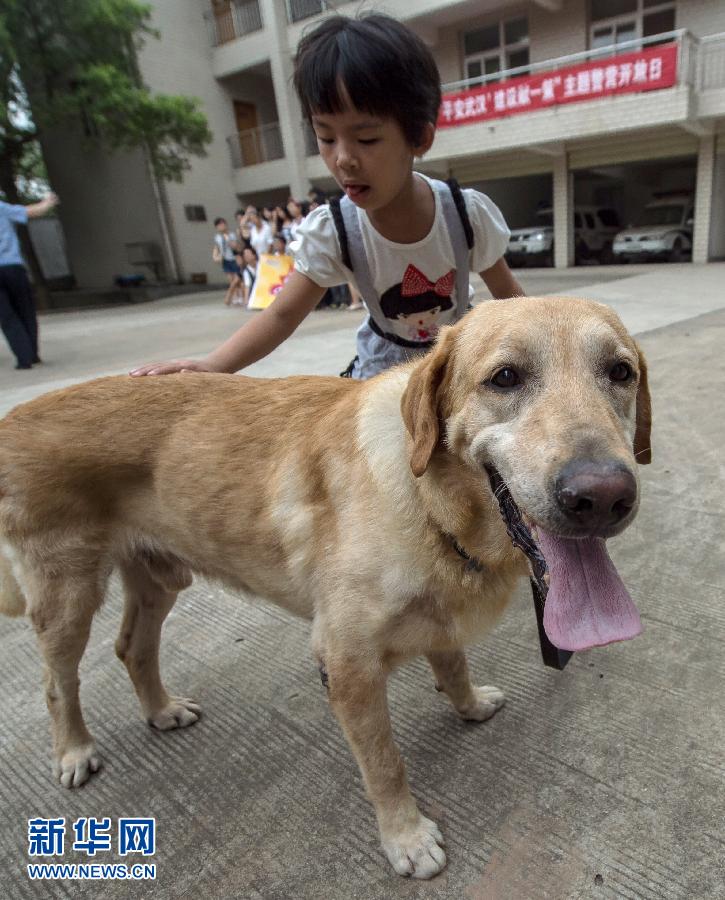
<box><xmin>693</xmin><ymin>133</ymin><xmax>716</xmax><ymax>263</ymax></box>
<box><xmin>677</xmin><ymin>0</ymin><xmax>725</xmax><ymax>38</ymax></box>
<box><xmin>708</xmin><ymin>138</ymin><xmax>725</xmax><ymax>259</ymax></box>
<box><xmin>258</xmin><ymin>0</ymin><xmax>310</xmax><ymax>199</ymax></box>
<box><xmin>553</xmin><ymin>154</ymin><xmax>573</xmax><ymax>267</ymax></box>
<box><xmin>41</xmin><ymin>129</ymin><xmax>165</xmax><ymax>288</ymax></box>
<box><xmin>529</xmin><ymin>0</ymin><xmax>588</xmax><ymax>63</ymax></box>
<box><xmin>430</xmin><ymin>22</ymin><xmax>461</xmax><ymax>84</ymax></box>
<box><xmin>138</xmin><ymin>0</ymin><xmax>242</xmax><ymax>283</ymax></box>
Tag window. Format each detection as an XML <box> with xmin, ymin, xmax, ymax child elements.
<box><xmin>643</xmin><ymin>8</ymin><xmax>676</xmax><ymax>38</ymax></box>
<box><xmin>464</xmin><ymin>24</ymin><xmax>499</xmax><ymax>55</ymax></box>
<box><xmin>591</xmin><ymin>0</ymin><xmax>636</xmax><ymax>18</ymax></box>
<box><xmin>184</xmin><ymin>205</ymin><xmax>207</xmax><ymax>222</ymax></box>
<box><xmin>463</xmin><ymin>17</ymin><xmax>529</xmax><ymax>85</ymax></box>
<box><xmin>589</xmin><ymin>0</ymin><xmax>675</xmax><ymax>53</ymax></box>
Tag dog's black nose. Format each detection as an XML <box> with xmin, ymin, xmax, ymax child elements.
<box><xmin>555</xmin><ymin>461</ymin><xmax>637</xmax><ymax>530</ymax></box>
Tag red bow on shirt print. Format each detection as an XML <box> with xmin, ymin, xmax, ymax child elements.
<box><xmin>400</xmin><ymin>264</ymin><xmax>455</xmax><ymax>298</ymax></box>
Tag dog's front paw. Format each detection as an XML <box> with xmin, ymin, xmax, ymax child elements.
<box><xmin>457</xmin><ymin>685</ymin><xmax>505</xmax><ymax>722</ymax></box>
<box><xmin>148</xmin><ymin>697</ymin><xmax>201</xmax><ymax>731</ymax></box>
<box><xmin>382</xmin><ymin>814</ymin><xmax>447</xmax><ymax>879</ymax></box>
<box><xmin>53</xmin><ymin>743</ymin><xmax>103</xmax><ymax>789</ymax></box>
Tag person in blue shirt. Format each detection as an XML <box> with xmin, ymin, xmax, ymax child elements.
<box><xmin>0</xmin><ymin>192</ymin><xmax>58</xmax><ymax>369</ymax></box>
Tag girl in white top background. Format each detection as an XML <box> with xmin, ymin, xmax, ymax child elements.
<box><xmin>286</xmin><ymin>199</ymin><xmax>306</xmax><ymax>241</ymax></box>
<box><xmin>241</xmin><ymin>207</ymin><xmax>273</xmax><ymax>258</ymax></box>
<box><xmin>132</xmin><ymin>12</ymin><xmax>524</xmax><ymax>379</ymax></box>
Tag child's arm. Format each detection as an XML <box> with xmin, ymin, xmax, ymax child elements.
<box><xmin>130</xmin><ymin>270</ymin><xmax>325</xmax><ymax>376</ymax></box>
<box><xmin>480</xmin><ymin>257</ymin><xmax>525</xmax><ymax>299</ymax></box>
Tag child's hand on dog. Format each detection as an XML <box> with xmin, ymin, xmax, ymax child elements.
<box><xmin>130</xmin><ymin>359</ymin><xmax>220</xmax><ymax>377</ymax></box>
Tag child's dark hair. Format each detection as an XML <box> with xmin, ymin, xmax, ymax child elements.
<box><xmin>213</xmin><ymin>217</ymin><xmax>226</xmax><ymax>227</ymax></box>
<box><xmin>293</xmin><ymin>13</ymin><xmax>441</xmax><ymax>146</ymax></box>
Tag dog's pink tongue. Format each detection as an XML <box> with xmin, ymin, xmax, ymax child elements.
<box><xmin>536</xmin><ymin>530</ymin><xmax>642</xmax><ymax>651</ymax></box>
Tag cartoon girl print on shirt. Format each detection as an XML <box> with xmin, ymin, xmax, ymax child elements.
<box><xmin>379</xmin><ymin>264</ymin><xmax>455</xmax><ymax>343</ymax></box>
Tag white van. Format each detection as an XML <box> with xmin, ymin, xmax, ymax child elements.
<box><xmin>506</xmin><ymin>206</ymin><xmax>621</xmax><ymax>267</ymax></box>
<box><xmin>612</xmin><ymin>196</ymin><xmax>693</xmax><ymax>263</ymax></box>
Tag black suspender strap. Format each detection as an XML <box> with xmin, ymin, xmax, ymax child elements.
<box><xmin>445</xmin><ymin>178</ymin><xmax>475</xmax><ymax>251</ymax></box>
<box><xmin>328</xmin><ymin>196</ymin><xmax>352</xmax><ymax>271</ymax></box>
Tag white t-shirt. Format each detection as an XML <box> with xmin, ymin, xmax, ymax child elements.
<box><xmin>249</xmin><ymin>221</ymin><xmax>273</xmax><ymax>258</ymax></box>
<box><xmin>290</xmin><ymin>173</ymin><xmax>510</xmax><ymax>343</ymax></box>
<box><xmin>214</xmin><ymin>232</ymin><xmax>237</xmax><ymax>261</ymax></box>
<box><xmin>242</xmin><ymin>264</ymin><xmax>256</xmax><ymax>291</ymax></box>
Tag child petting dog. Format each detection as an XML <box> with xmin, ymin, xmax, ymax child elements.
<box><xmin>131</xmin><ymin>13</ymin><xmax>524</xmax><ymax>381</ymax></box>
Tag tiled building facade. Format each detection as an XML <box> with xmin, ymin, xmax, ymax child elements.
<box><xmin>43</xmin><ymin>0</ymin><xmax>725</xmax><ymax>286</ymax></box>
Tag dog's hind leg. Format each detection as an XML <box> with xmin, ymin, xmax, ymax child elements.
<box><xmin>26</xmin><ymin>557</ymin><xmax>108</xmax><ymax>788</ymax></box>
<box><xmin>116</xmin><ymin>554</ymin><xmax>200</xmax><ymax>731</ymax></box>
<box><xmin>426</xmin><ymin>649</ymin><xmax>505</xmax><ymax>722</ymax></box>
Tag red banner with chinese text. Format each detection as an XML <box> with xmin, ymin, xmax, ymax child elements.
<box><xmin>438</xmin><ymin>43</ymin><xmax>678</xmax><ymax>129</ymax></box>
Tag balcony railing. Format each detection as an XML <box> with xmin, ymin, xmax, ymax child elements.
<box><xmin>285</xmin><ymin>0</ymin><xmax>334</xmax><ymax>24</ymax></box>
<box><xmin>699</xmin><ymin>32</ymin><xmax>725</xmax><ymax>90</ymax></box>
<box><xmin>442</xmin><ymin>30</ymin><xmax>696</xmax><ymax>94</ymax></box>
<box><xmin>204</xmin><ymin>0</ymin><xmax>262</xmax><ymax>47</ymax></box>
<box><xmin>227</xmin><ymin>122</ymin><xmax>284</xmax><ymax>168</ymax></box>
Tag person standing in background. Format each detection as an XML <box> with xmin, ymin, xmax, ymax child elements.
<box><xmin>0</xmin><ymin>192</ymin><xmax>58</xmax><ymax>370</ymax></box>
<box><xmin>240</xmin><ymin>246</ymin><xmax>259</xmax><ymax>308</ymax></box>
<box><xmin>273</xmin><ymin>206</ymin><xmax>294</xmax><ymax>245</ymax></box>
<box><xmin>271</xmin><ymin>234</ymin><xmax>287</xmax><ymax>256</ymax></box>
<box><xmin>212</xmin><ymin>217</ymin><xmax>242</xmax><ymax>307</ymax></box>
<box><xmin>234</xmin><ymin>209</ymin><xmax>252</xmax><ymax>253</ymax></box>
<box><xmin>286</xmin><ymin>199</ymin><xmax>307</xmax><ymax>240</ymax></box>
<box><xmin>245</xmin><ymin>207</ymin><xmax>273</xmax><ymax>258</ymax></box>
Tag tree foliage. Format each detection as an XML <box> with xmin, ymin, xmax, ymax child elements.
<box><xmin>0</xmin><ymin>0</ymin><xmax>212</xmax><ymax>197</ymax></box>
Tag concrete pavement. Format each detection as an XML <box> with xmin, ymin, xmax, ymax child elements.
<box><xmin>1</xmin><ymin>264</ymin><xmax>724</xmax><ymax>899</ymax></box>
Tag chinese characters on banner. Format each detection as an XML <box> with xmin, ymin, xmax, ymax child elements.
<box><xmin>438</xmin><ymin>43</ymin><xmax>678</xmax><ymax>129</ymax></box>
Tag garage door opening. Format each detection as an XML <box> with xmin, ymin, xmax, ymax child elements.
<box><xmin>574</xmin><ymin>156</ymin><xmax>696</xmax><ymax>264</ymax></box>
<box><xmin>463</xmin><ymin>174</ymin><xmax>553</xmax><ymax>269</ymax></box>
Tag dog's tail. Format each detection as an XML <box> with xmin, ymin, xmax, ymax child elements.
<box><xmin>0</xmin><ymin>543</ymin><xmax>27</xmax><ymax>617</ymax></box>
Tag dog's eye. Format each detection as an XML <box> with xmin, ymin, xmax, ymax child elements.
<box><xmin>490</xmin><ymin>367</ymin><xmax>521</xmax><ymax>389</ymax></box>
<box><xmin>609</xmin><ymin>362</ymin><xmax>633</xmax><ymax>382</ymax></box>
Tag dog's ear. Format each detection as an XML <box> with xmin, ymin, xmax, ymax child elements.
<box><xmin>401</xmin><ymin>328</ymin><xmax>455</xmax><ymax>477</ymax></box>
<box><xmin>633</xmin><ymin>342</ymin><xmax>652</xmax><ymax>465</ymax></box>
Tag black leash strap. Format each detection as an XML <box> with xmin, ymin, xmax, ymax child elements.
<box><xmin>530</xmin><ymin>578</ymin><xmax>572</xmax><ymax>670</ymax></box>
<box><xmin>486</xmin><ymin>468</ymin><xmax>572</xmax><ymax>670</ymax></box>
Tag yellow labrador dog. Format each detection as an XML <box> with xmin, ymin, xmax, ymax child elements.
<box><xmin>0</xmin><ymin>297</ymin><xmax>650</xmax><ymax>879</ymax></box>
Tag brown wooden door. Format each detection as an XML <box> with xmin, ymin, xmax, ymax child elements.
<box><xmin>213</xmin><ymin>0</ymin><xmax>234</xmax><ymax>44</ymax></box>
<box><xmin>234</xmin><ymin>101</ymin><xmax>259</xmax><ymax>166</ymax></box>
